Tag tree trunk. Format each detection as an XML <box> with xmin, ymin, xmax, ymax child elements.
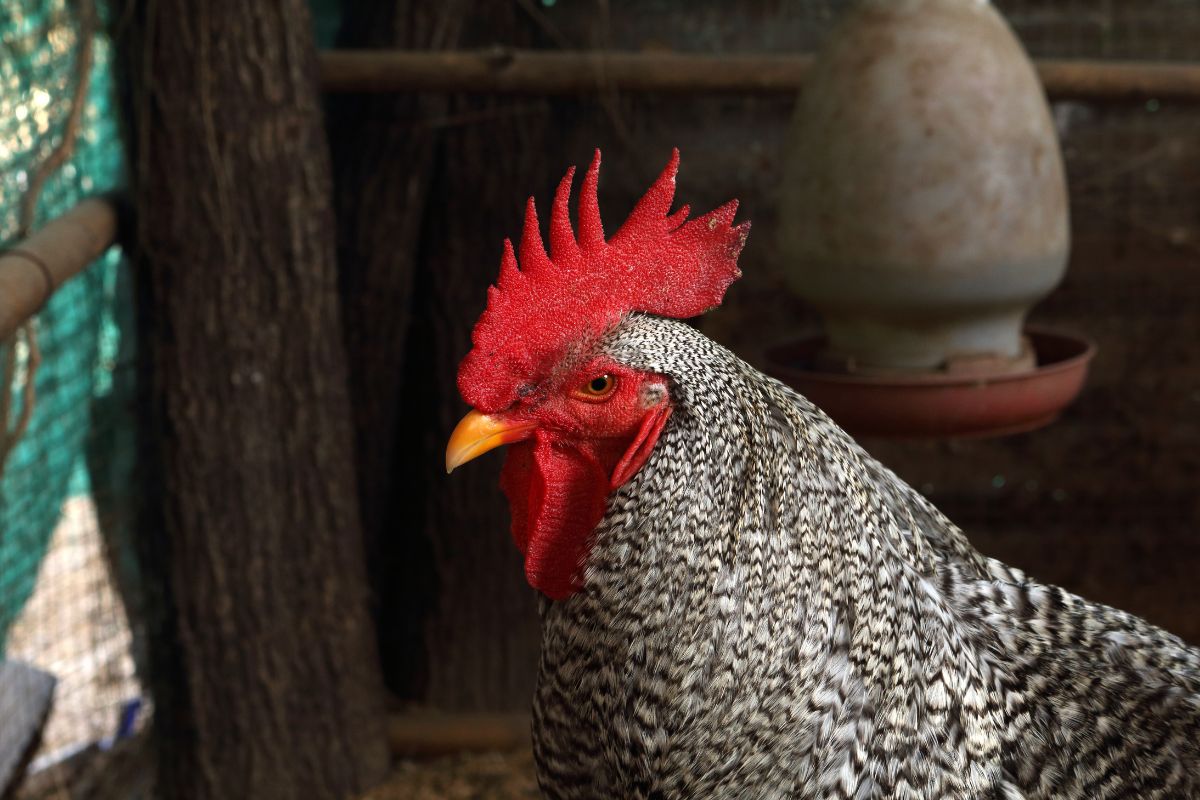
<box><xmin>114</xmin><ymin>1</ymin><xmax>389</xmax><ymax>797</ymax></box>
<box><xmin>327</xmin><ymin>0</ymin><xmax>468</xmax><ymax>700</ymax></box>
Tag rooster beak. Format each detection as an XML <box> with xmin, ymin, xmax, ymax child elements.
<box><xmin>445</xmin><ymin>410</ymin><xmax>537</xmax><ymax>474</ymax></box>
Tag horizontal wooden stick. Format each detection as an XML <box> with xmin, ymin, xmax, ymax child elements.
<box><xmin>387</xmin><ymin>712</ymin><xmax>530</xmax><ymax>758</ymax></box>
<box><xmin>1037</xmin><ymin>59</ymin><xmax>1200</xmax><ymax>102</ymax></box>
<box><xmin>319</xmin><ymin>49</ymin><xmax>815</xmax><ymax>95</ymax></box>
<box><xmin>318</xmin><ymin>49</ymin><xmax>1200</xmax><ymax>102</ymax></box>
<box><xmin>0</xmin><ymin>197</ymin><xmax>119</xmax><ymax>341</ymax></box>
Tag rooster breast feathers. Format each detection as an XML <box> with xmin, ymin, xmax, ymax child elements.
<box><xmin>533</xmin><ymin>312</ymin><xmax>1200</xmax><ymax>800</ymax></box>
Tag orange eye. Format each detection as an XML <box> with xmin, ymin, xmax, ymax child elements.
<box><xmin>573</xmin><ymin>374</ymin><xmax>617</xmax><ymax>402</ymax></box>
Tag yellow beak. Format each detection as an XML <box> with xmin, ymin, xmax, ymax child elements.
<box><xmin>445</xmin><ymin>410</ymin><xmax>537</xmax><ymax>474</ymax></box>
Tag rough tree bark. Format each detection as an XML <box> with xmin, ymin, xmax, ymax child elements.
<box><xmin>114</xmin><ymin>1</ymin><xmax>389</xmax><ymax>797</ymax></box>
<box><xmin>327</xmin><ymin>0</ymin><xmax>468</xmax><ymax>700</ymax></box>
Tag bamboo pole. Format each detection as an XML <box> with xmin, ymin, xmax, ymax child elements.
<box><xmin>318</xmin><ymin>49</ymin><xmax>1200</xmax><ymax>102</ymax></box>
<box><xmin>0</xmin><ymin>196</ymin><xmax>119</xmax><ymax>341</ymax></box>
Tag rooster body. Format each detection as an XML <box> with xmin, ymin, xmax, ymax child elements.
<box><xmin>448</xmin><ymin>153</ymin><xmax>1200</xmax><ymax>799</ymax></box>
<box><xmin>532</xmin><ymin>315</ymin><xmax>1200</xmax><ymax>799</ymax></box>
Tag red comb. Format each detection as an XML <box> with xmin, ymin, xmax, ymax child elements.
<box><xmin>458</xmin><ymin>149</ymin><xmax>750</xmax><ymax>412</ymax></box>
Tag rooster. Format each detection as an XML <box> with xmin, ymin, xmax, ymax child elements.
<box><xmin>446</xmin><ymin>151</ymin><xmax>1200</xmax><ymax>799</ymax></box>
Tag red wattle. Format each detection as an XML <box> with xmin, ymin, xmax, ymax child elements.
<box><xmin>501</xmin><ymin>435</ymin><xmax>610</xmax><ymax>600</ymax></box>
<box><xmin>498</xmin><ymin>408</ymin><xmax>670</xmax><ymax>600</ymax></box>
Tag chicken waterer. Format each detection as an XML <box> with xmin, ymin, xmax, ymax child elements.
<box><xmin>772</xmin><ymin>0</ymin><xmax>1093</xmax><ymax>437</ymax></box>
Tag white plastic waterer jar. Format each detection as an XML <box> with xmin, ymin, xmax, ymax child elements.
<box><xmin>779</xmin><ymin>0</ymin><xmax>1070</xmax><ymax>375</ymax></box>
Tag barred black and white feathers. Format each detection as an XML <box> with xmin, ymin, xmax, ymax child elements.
<box><xmin>532</xmin><ymin>314</ymin><xmax>1200</xmax><ymax>799</ymax></box>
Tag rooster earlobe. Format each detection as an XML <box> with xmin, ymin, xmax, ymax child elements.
<box><xmin>549</xmin><ymin>166</ymin><xmax>580</xmax><ymax>264</ymax></box>
<box><xmin>577</xmin><ymin>149</ymin><xmax>605</xmax><ymax>251</ymax></box>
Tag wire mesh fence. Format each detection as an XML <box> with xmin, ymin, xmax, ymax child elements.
<box><xmin>6</xmin><ymin>497</ymin><xmax>139</xmax><ymax>768</ymax></box>
<box><xmin>0</xmin><ymin>0</ymin><xmax>142</xmax><ymax>794</ymax></box>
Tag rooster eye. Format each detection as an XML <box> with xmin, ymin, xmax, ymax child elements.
<box><xmin>573</xmin><ymin>374</ymin><xmax>617</xmax><ymax>402</ymax></box>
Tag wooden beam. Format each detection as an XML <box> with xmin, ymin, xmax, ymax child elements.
<box><xmin>1036</xmin><ymin>59</ymin><xmax>1200</xmax><ymax>102</ymax></box>
<box><xmin>0</xmin><ymin>196</ymin><xmax>119</xmax><ymax>341</ymax></box>
<box><xmin>388</xmin><ymin>712</ymin><xmax>531</xmax><ymax>758</ymax></box>
<box><xmin>318</xmin><ymin>48</ymin><xmax>1200</xmax><ymax>102</ymax></box>
<box><xmin>319</xmin><ymin>49</ymin><xmax>814</xmax><ymax>94</ymax></box>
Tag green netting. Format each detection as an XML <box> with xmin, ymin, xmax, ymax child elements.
<box><xmin>0</xmin><ymin>0</ymin><xmax>129</xmax><ymax>651</ymax></box>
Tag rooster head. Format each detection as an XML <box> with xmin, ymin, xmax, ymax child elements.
<box><xmin>446</xmin><ymin>149</ymin><xmax>750</xmax><ymax>599</ymax></box>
